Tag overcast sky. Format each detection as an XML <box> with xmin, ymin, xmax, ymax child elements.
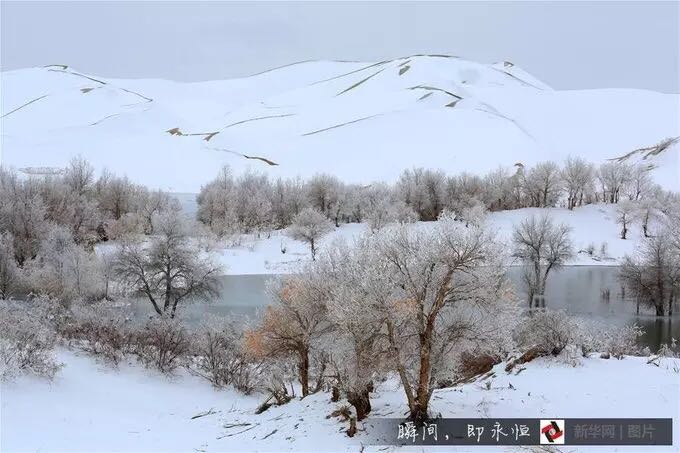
<box><xmin>1</xmin><ymin>1</ymin><xmax>678</xmax><ymax>92</ymax></box>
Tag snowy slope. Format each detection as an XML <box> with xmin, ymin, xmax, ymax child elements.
<box><xmin>1</xmin><ymin>56</ymin><xmax>678</xmax><ymax>192</ymax></box>
<box><xmin>204</xmin><ymin>204</ymin><xmax>645</xmax><ymax>275</ymax></box>
<box><xmin>2</xmin><ymin>349</ymin><xmax>678</xmax><ymax>452</ymax></box>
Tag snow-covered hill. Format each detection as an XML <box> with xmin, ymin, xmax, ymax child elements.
<box><xmin>1</xmin><ymin>56</ymin><xmax>678</xmax><ymax>192</ymax></box>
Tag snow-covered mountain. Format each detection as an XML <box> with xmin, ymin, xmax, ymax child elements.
<box><xmin>1</xmin><ymin>55</ymin><xmax>678</xmax><ymax>192</ymax></box>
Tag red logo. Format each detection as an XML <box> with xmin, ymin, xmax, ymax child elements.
<box><xmin>540</xmin><ymin>420</ymin><xmax>565</xmax><ymax>444</ymax></box>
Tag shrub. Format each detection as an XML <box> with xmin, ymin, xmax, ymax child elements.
<box><xmin>186</xmin><ymin>320</ymin><xmax>258</xmax><ymax>393</ymax></box>
<box><xmin>600</xmin><ymin>242</ymin><xmax>609</xmax><ymax>257</ymax></box>
<box><xmin>0</xmin><ymin>303</ymin><xmax>62</xmax><ymax>380</ymax></box>
<box><xmin>132</xmin><ymin>317</ymin><xmax>189</xmax><ymax>373</ymax></box>
<box><xmin>593</xmin><ymin>324</ymin><xmax>643</xmax><ymax>358</ymax></box>
<box><xmin>515</xmin><ymin>310</ymin><xmax>576</xmax><ymax>355</ymax></box>
<box><xmin>59</xmin><ymin>304</ymin><xmax>132</xmax><ymax>364</ymax></box>
<box><xmin>586</xmin><ymin>243</ymin><xmax>596</xmax><ymax>256</ymax></box>
<box><xmin>457</xmin><ymin>351</ymin><xmax>502</xmax><ymax>380</ymax></box>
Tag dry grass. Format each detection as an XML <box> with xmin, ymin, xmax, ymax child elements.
<box><xmin>302</xmin><ymin>114</ymin><xmax>381</xmax><ymax>136</ymax></box>
<box><xmin>336</xmin><ymin>68</ymin><xmax>387</xmax><ymax>96</ymax></box>
<box><xmin>1</xmin><ymin>95</ymin><xmax>49</xmax><ymax>119</ymax></box>
<box><xmin>223</xmin><ymin>114</ymin><xmax>295</xmax><ymax>130</ymax></box>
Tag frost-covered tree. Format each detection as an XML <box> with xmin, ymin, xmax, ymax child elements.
<box><xmin>561</xmin><ymin>157</ymin><xmax>594</xmax><ymax>210</ymax></box>
<box><xmin>620</xmin><ymin>232</ymin><xmax>680</xmax><ymax>316</ymax></box>
<box><xmin>0</xmin><ymin>173</ymin><xmax>49</xmax><ymax>265</ymax></box>
<box><xmin>270</xmin><ymin>177</ymin><xmax>308</xmax><ymax>229</ymax></box>
<box><xmin>616</xmin><ymin>200</ymin><xmax>637</xmax><ymax>240</ymax></box>
<box><xmin>234</xmin><ymin>171</ymin><xmax>274</xmax><ymax>235</ymax></box>
<box><xmin>625</xmin><ymin>165</ymin><xmax>655</xmax><ymax>201</ymax></box>
<box><xmin>307</xmin><ymin>173</ymin><xmax>342</xmax><ymax>217</ymax></box>
<box><xmin>25</xmin><ymin>224</ymin><xmax>101</xmax><ymax>300</ymax></box>
<box><xmin>140</xmin><ymin>190</ymin><xmax>178</xmax><ymax>235</ymax></box>
<box><xmin>459</xmin><ymin>200</ymin><xmax>487</xmax><ymax>227</ymax></box>
<box><xmin>597</xmin><ymin>162</ymin><xmax>633</xmax><ymax>203</ymax></box>
<box><xmin>373</xmin><ymin>212</ymin><xmax>512</xmax><ymax>424</ymax></box>
<box><xmin>287</xmin><ymin>208</ymin><xmax>333</xmax><ymax>260</ymax></box>
<box><xmin>482</xmin><ymin>166</ymin><xmax>513</xmax><ymax>211</ymax></box>
<box><xmin>322</xmin><ymin>240</ymin><xmax>389</xmax><ymax>420</ymax></box>
<box><xmin>344</xmin><ymin>184</ymin><xmax>369</xmax><ymax>223</ymax></box>
<box><xmin>396</xmin><ymin>168</ymin><xmax>447</xmax><ymax>221</ymax></box>
<box><xmin>63</xmin><ymin>156</ymin><xmax>95</xmax><ymax>196</ymax></box>
<box><xmin>524</xmin><ymin>161</ymin><xmax>562</xmax><ymax>208</ymax></box>
<box><xmin>363</xmin><ymin>183</ymin><xmax>395</xmax><ymax>232</ymax></box>
<box><xmin>0</xmin><ymin>232</ymin><xmax>20</xmax><ymax>299</ymax></box>
<box><xmin>445</xmin><ymin>172</ymin><xmax>485</xmax><ymax>216</ymax></box>
<box><xmin>196</xmin><ymin>166</ymin><xmax>237</xmax><ymax>236</ymax></box>
<box><xmin>512</xmin><ymin>215</ymin><xmax>573</xmax><ymax>306</ymax></box>
<box><xmin>95</xmin><ymin>170</ymin><xmax>139</xmax><ymax>221</ymax></box>
<box><xmin>113</xmin><ymin>211</ymin><xmax>221</xmax><ymax>317</ymax></box>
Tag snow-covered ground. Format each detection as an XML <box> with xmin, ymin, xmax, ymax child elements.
<box><xmin>2</xmin><ymin>56</ymin><xmax>678</xmax><ymax>193</ymax></box>
<box><xmin>1</xmin><ymin>349</ymin><xmax>677</xmax><ymax>452</ymax></box>
<box><xmin>215</xmin><ymin>204</ymin><xmax>642</xmax><ymax>275</ymax></box>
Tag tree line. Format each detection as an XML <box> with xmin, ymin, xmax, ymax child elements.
<box><xmin>196</xmin><ymin>157</ymin><xmax>679</xmax><ymax>238</ymax></box>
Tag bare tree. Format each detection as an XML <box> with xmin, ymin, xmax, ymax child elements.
<box><xmin>307</xmin><ymin>173</ymin><xmax>342</xmax><ymax>217</ymax></box>
<box><xmin>372</xmin><ymin>213</ymin><xmax>512</xmax><ymax>424</ymax></box>
<box><xmin>0</xmin><ymin>232</ymin><xmax>20</xmax><ymax>299</ymax></box>
<box><xmin>635</xmin><ymin>199</ymin><xmax>660</xmax><ymax>238</ymax></box>
<box><xmin>271</xmin><ymin>177</ymin><xmax>308</xmax><ymax>229</ymax></box>
<box><xmin>512</xmin><ymin>215</ymin><xmax>573</xmax><ymax>306</ymax></box>
<box><xmin>234</xmin><ymin>171</ymin><xmax>274</xmax><ymax>235</ymax></box>
<box><xmin>597</xmin><ymin>162</ymin><xmax>633</xmax><ymax>203</ymax></box>
<box><xmin>620</xmin><ymin>232</ymin><xmax>680</xmax><ymax>316</ymax></box>
<box><xmin>482</xmin><ymin>166</ymin><xmax>513</xmax><ymax>211</ymax></box>
<box><xmin>523</xmin><ymin>161</ymin><xmax>562</xmax><ymax>208</ymax></box>
<box><xmin>625</xmin><ymin>165</ymin><xmax>655</xmax><ymax>201</ymax></box>
<box><xmin>246</xmin><ymin>272</ymin><xmax>331</xmax><ymax>398</ymax></box>
<box><xmin>196</xmin><ymin>166</ymin><xmax>237</xmax><ymax>236</ymax></box>
<box><xmin>113</xmin><ymin>212</ymin><xmax>221</xmax><ymax>317</ymax></box>
<box><xmin>561</xmin><ymin>157</ymin><xmax>594</xmax><ymax>210</ymax></box>
<box><xmin>63</xmin><ymin>156</ymin><xmax>95</xmax><ymax>196</ymax></box>
<box><xmin>616</xmin><ymin>200</ymin><xmax>637</xmax><ymax>240</ymax></box>
<box><xmin>0</xmin><ymin>171</ymin><xmax>48</xmax><ymax>265</ymax></box>
<box><xmin>287</xmin><ymin>208</ymin><xmax>333</xmax><ymax>260</ymax></box>
<box><xmin>24</xmin><ymin>224</ymin><xmax>101</xmax><ymax>301</ymax></box>
<box><xmin>396</xmin><ymin>168</ymin><xmax>446</xmax><ymax>221</ymax></box>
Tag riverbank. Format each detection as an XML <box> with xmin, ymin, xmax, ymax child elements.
<box><xmin>2</xmin><ymin>348</ymin><xmax>678</xmax><ymax>452</ymax></box>
<box><xmin>213</xmin><ymin>204</ymin><xmax>644</xmax><ymax>275</ymax></box>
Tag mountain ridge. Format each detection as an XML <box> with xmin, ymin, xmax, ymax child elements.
<box><xmin>1</xmin><ymin>56</ymin><xmax>678</xmax><ymax>192</ymax></box>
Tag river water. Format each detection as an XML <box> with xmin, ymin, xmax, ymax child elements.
<box><xmin>130</xmin><ymin>266</ymin><xmax>678</xmax><ymax>351</ymax></box>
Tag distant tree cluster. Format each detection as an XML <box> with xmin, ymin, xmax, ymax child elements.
<box><xmin>620</xmin><ymin>213</ymin><xmax>680</xmax><ymax>317</ymax></box>
<box><xmin>196</xmin><ymin>158</ymin><xmax>678</xmax><ymax>239</ymax></box>
<box><xmin>0</xmin><ymin>157</ymin><xmax>197</xmax><ymax>304</ymax></box>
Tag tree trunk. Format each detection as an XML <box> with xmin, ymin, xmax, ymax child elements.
<box><xmin>655</xmin><ymin>299</ymin><xmax>665</xmax><ymax>317</ymax></box>
<box><xmin>299</xmin><ymin>349</ymin><xmax>310</xmax><ymax>397</ymax></box>
<box><xmin>347</xmin><ymin>388</ymin><xmax>371</xmax><ymax>421</ymax></box>
<box><xmin>310</xmin><ymin>239</ymin><xmax>316</xmax><ymax>261</ymax></box>
<box><xmin>346</xmin><ymin>417</ymin><xmax>357</xmax><ymax>437</ymax></box>
<box><xmin>170</xmin><ymin>298</ymin><xmax>180</xmax><ymax>319</ymax></box>
<box><xmin>669</xmin><ymin>291</ymin><xmax>674</xmax><ymax>317</ymax></box>
<box><xmin>385</xmin><ymin>319</ymin><xmax>416</xmax><ymax>413</ymax></box>
<box><xmin>331</xmin><ymin>386</ymin><xmax>340</xmax><ymax>402</ymax></box>
<box><xmin>411</xmin><ymin>330</ymin><xmax>432</xmax><ymax>426</ymax></box>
